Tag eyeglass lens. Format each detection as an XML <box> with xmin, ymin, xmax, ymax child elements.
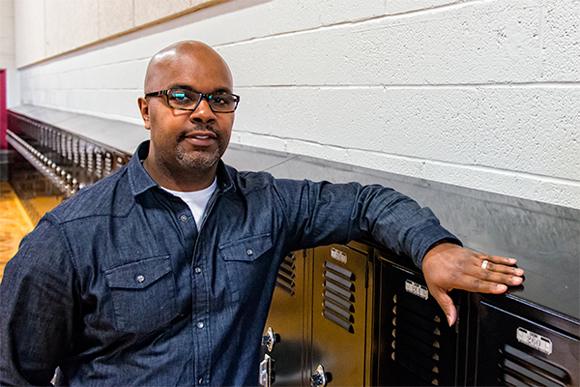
<box><xmin>167</xmin><ymin>89</ymin><xmax>238</xmax><ymax>112</ymax></box>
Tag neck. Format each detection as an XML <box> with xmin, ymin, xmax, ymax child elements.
<box><xmin>142</xmin><ymin>157</ymin><xmax>218</xmax><ymax>192</ymax></box>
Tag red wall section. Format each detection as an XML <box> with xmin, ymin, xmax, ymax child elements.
<box><xmin>0</xmin><ymin>70</ymin><xmax>6</xmax><ymax>150</ymax></box>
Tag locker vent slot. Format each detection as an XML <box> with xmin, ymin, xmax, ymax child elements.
<box><xmin>500</xmin><ymin>344</ymin><xmax>570</xmax><ymax>387</ymax></box>
<box><xmin>391</xmin><ymin>292</ymin><xmax>442</xmax><ymax>386</ymax></box>
<box><xmin>276</xmin><ymin>253</ymin><xmax>296</xmax><ymax>296</ymax></box>
<box><xmin>322</xmin><ymin>261</ymin><xmax>355</xmax><ymax>333</ymax></box>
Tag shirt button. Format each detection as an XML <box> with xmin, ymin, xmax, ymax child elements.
<box><xmin>246</xmin><ymin>249</ymin><xmax>253</xmax><ymax>256</ymax></box>
<box><xmin>180</xmin><ymin>214</ymin><xmax>187</xmax><ymax>222</ymax></box>
<box><xmin>197</xmin><ymin>322</ymin><xmax>204</xmax><ymax>329</ymax></box>
<box><xmin>136</xmin><ymin>275</ymin><xmax>145</xmax><ymax>283</ymax></box>
<box><xmin>198</xmin><ymin>378</ymin><xmax>203</xmax><ymax>385</ymax></box>
<box><xmin>195</xmin><ymin>267</ymin><xmax>202</xmax><ymax>274</ymax></box>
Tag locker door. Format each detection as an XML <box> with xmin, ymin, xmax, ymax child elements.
<box><xmin>309</xmin><ymin>241</ymin><xmax>374</xmax><ymax>387</ymax></box>
<box><xmin>376</xmin><ymin>254</ymin><xmax>465</xmax><ymax>387</ymax></box>
<box><xmin>260</xmin><ymin>250</ymin><xmax>312</xmax><ymax>387</ymax></box>
<box><xmin>472</xmin><ymin>294</ymin><xmax>579</xmax><ymax>387</ymax></box>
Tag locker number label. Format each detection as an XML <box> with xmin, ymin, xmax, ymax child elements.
<box><xmin>330</xmin><ymin>248</ymin><xmax>347</xmax><ymax>264</ymax></box>
<box><xmin>516</xmin><ymin>327</ymin><xmax>552</xmax><ymax>355</ymax></box>
<box><xmin>405</xmin><ymin>280</ymin><xmax>429</xmax><ymax>300</ymax></box>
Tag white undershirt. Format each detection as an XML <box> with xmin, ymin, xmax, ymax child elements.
<box><xmin>162</xmin><ymin>178</ymin><xmax>217</xmax><ymax>230</ymax></box>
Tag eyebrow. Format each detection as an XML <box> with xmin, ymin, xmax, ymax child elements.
<box><xmin>168</xmin><ymin>84</ymin><xmax>233</xmax><ymax>94</ymax></box>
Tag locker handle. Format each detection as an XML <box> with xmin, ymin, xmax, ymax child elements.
<box><xmin>259</xmin><ymin>354</ymin><xmax>275</xmax><ymax>387</ymax></box>
<box><xmin>310</xmin><ymin>364</ymin><xmax>332</xmax><ymax>387</ymax></box>
<box><xmin>262</xmin><ymin>327</ymin><xmax>280</xmax><ymax>352</ymax></box>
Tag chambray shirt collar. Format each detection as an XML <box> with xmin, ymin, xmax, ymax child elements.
<box><xmin>127</xmin><ymin>140</ymin><xmax>235</xmax><ymax>197</ymax></box>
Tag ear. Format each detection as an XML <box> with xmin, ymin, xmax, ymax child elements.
<box><xmin>138</xmin><ymin>97</ymin><xmax>151</xmax><ymax>130</ymax></box>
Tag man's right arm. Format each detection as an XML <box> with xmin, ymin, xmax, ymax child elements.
<box><xmin>0</xmin><ymin>215</ymin><xmax>77</xmax><ymax>386</ymax></box>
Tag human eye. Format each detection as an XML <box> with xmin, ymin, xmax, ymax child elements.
<box><xmin>168</xmin><ymin>90</ymin><xmax>196</xmax><ymax>107</ymax></box>
<box><xmin>209</xmin><ymin>93</ymin><xmax>236</xmax><ymax>109</ymax></box>
<box><xmin>211</xmin><ymin>95</ymin><xmax>227</xmax><ymax>104</ymax></box>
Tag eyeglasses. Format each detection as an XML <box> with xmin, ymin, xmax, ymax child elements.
<box><xmin>145</xmin><ymin>89</ymin><xmax>240</xmax><ymax>113</ymax></box>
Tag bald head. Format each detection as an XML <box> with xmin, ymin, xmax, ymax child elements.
<box><xmin>137</xmin><ymin>41</ymin><xmax>236</xmax><ymax>191</ymax></box>
<box><xmin>144</xmin><ymin>41</ymin><xmax>233</xmax><ymax>94</ymax></box>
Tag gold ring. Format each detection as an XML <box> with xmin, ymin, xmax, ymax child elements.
<box><xmin>481</xmin><ymin>260</ymin><xmax>489</xmax><ymax>270</ymax></box>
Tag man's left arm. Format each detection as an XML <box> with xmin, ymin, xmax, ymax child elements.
<box><xmin>421</xmin><ymin>242</ymin><xmax>524</xmax><ymax>326</ymax></box>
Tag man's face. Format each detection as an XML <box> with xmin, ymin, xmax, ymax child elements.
<box><xmin>140</xmin><ymin>45</ymin><xmax>235</xmax><ymax>178</ymax></box>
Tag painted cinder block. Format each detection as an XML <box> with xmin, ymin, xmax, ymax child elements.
<box><xmin>98</xmin><ymin>0</ymin><xmax>135</xmax><ymax>39</ymax></box>
<box><xmin>236</xmin><ymin>85</ymin><xmax>579</xmax><ymax>178</ymax></box>
<box><xmin>11</xmin><ymin>0</ymin><xmax>580</xmax><ymax>210</ymax></box>
<box><xmin>542</xmin><ymin>0</ymin><xmax>580</xmax><ymax>80</ymax></box>
<box><xmin>226</xmin><ymin>0</ymin><xmax>544</xmax><ymax>86</ymax></box>
<box><xmin>318</xmin><ymin>0</ymin><xmax>386</xmax><ymax>25</ymax></box>
<box><xmin>14</xmin><ymin>0</ymin><xmax>46</xmax><ymax>67</ymax></box>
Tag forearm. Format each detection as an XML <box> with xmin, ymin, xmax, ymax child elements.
<box><xmin>276</xmin><ymin>179</ymin><xmax>459</xmax><ymax>267</ymax></box>
<box><xmin>355</xmin><ymin>184</ymin><xmax>461</xmax><ymax>268</ymax></box>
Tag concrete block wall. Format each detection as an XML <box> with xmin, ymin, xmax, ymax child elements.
<box><xmin>13</xmin><ymin>0</ymin><xmax>225</xmax><ymax>66</ymax></box>
<box><xmin>14</xmin><ymin>0</ymin><xmax>580</xmax><ymax>209</ymax></box>
<box><xmin>1</xmin><ymin>0</ymin><xmax>20</xmax><ymax>110</ymax></box>
<box><xmin>0</xmin><ymin>0</ymin><xmax>15</xmax><ymax>69</ymax></box>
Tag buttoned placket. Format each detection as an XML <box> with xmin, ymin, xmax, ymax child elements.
<box><xmin>151</xmin><ymin>170</ymin><xmax>233</xmax><ymax>385</ymax></box>
<box><xmin>188</xmin><ymin>187</ymin><xmax>224</xmax><ymax>387</ymax></box>
<box><xmin>164</xmin><ymin>192</ymin><xmax>209</xmax><ymax>386</ymax></box>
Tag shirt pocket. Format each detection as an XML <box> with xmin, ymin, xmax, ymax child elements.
<box><xmin>219</xmin><ymin>233</ymin><xmax>273</xmax><ymax>302</ymax></box>
<box><xmin>105</xmin><ymin>255</ymin><xmax>178</xmax><ymax>333</ymax></box>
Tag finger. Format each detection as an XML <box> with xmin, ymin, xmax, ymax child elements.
<box><xmin>476</xmin><ymin>266</ymin><xmax>525</xmax><ymax>285</ymax></box>
<box><xmin>461</xmin><ymin>260</ymin><xmax>524</xmax><ymax>283</ymax></box>
<box><xmin>468</xmin><ymin>275</ymin><xmax>524</xmax><ymax>293</ymax></box>
<box><xmin>474</xmin><ymin>255</ymin><xmax>524</xmax><ymax>276</ymax></box>
<box><xmin>429</xmin><ymin>287</ymin><xmax>457</xmax><ymax>326</ymax></box>
<box><xmin>481</xmin><ymin>261</ymin><xmax>524</xmax><ymax>276</ymax></box>
<box><xmin>476</xmin><ymin>254</ymin><xmax>517</xmax><ymax>266</ymax></box>
<box><xmin>450</xmin><ymin>271</ymin><xmax>523</xmax><ymax>294</ymax></box>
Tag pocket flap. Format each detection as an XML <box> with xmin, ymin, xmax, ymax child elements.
<box><xmin>105</xmin><ymin>256</ymin><xmax>172</xmax><ymax>289</ymax></box>
<box><xmin>219</xmin><ymin>233</ymin><xmax>273</xmax><ymax>262</ymax></box>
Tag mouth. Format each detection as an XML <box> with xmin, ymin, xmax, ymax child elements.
<box><xmin>180</xmin><ymin>129</ymin><xmax>218</xmax><ymax>147</ymax></box>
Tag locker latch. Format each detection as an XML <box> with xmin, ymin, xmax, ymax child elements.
<box><xmin>310</xmin><ymin>364</ymin><xmax>331</xmax><ymax>387</ymax></box>
<box><xmin>262</xmin><ymin>326</ymin><xmax>280</xmax><ymax>352</ymax></box>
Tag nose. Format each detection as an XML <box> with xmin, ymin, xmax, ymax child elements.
<box><xmin>189</xmin><ymin>96</ymin><xmax>216</xmax><ymax>123</ymax></box>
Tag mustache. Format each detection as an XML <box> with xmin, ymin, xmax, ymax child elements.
<box><xmin>177</xmin><ymin>125</ymin><xmax>218</xmax><ymax>142</ymax></box>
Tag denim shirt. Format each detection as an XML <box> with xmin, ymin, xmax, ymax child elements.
<box><xmin>0</xmin><ymin>141</ymin><xmax>459</xmax><ymax>386</ymax></box>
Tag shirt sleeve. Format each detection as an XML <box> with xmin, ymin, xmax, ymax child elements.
<box><xmin>272</xmin><ymin>179</ymin><xmax>461</xmax><ymax>268</ymax></box>
<box><xmin>0</xmin><ymin>214</ymin><xmax>78</xmax><ymax>386</ymax></box>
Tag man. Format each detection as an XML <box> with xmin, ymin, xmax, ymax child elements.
<box><xmin>0</xmin><ymin>41</ymin><xmax>523</xmax><ymax>386</ymax></box>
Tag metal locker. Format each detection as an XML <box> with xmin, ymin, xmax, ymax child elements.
<box><xmin>309</xmin><ymin>241</ymin><xmax>375</xmax><ymax>387</ymax></box>
<box><xmin>471</xmin><ymin>293</ymin><xmax>579</xmax><ymax>387</ymax></box>
<box><xmin>260</xmin><ymin>249</ymin><xmax>313</xmax><ymax>387</ymax></box>
<box><xmin>375</xmin><ymin>252</ymin><xmax>467</xmax><ymax>387</ymax></box>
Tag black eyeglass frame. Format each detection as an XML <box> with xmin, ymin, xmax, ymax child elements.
<box><xmin>144</xmin><ymin>89</ymin><xmax>240</xmax><ymax>113</ymax></box>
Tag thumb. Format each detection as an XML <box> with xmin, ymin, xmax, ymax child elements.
<box><xmin>431</xmin><ymin>288</ymin><xmax>457</xmax><ymax>326</ymax></box>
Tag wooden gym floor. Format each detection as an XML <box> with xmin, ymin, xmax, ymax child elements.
<box><xmin>0</xmin><ymin>182</ymin><xmax>34</xmax><ymax>283</ymax></box>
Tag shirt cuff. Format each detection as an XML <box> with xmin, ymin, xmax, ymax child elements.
<box><xmin>414</xmin><ymin>229</ymin><xmax>462</xmax><ymax>270</ymax></box>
